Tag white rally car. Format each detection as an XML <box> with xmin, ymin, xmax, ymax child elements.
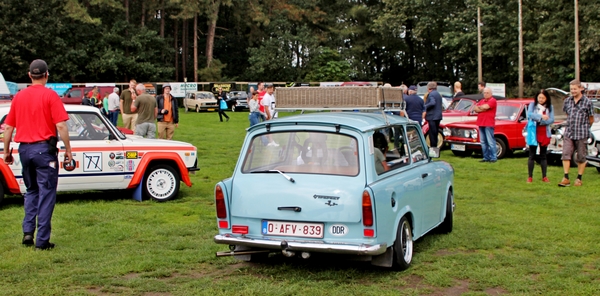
<box><xmin>0</xmin><ymin>104</ymin><xmax>198</xmax><ymax>204</ymax></box>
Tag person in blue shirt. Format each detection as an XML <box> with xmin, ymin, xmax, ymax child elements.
<box><xmin>402</xmin><ymin>85</ymin><xmax>425</xmax><ymax>124</ymax></box>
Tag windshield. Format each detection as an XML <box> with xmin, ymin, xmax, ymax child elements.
<box><xmin>496</xmin><ymin>104</ymin><xmax>522</xmax><ymax>120</ymax></box>
<box><xmin>242</xmin><ymin>131</ymin><xmax>359</xmax><ymax>176</ymax></box>
<box><xmin>417</xmin><ymin>86</ymin><xmax>453</xmax><ymax>98</ymax></box>
<box><xmin>447</xmin><ymin>99</ymin><xmax>474</xmax><ymax>111</ymax></box>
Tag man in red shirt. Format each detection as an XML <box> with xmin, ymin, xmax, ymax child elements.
<box><xmin>257</xmin><ymin>82</ymin><xmax>266</xmax><ymax>121</ymax></box>
<box><xmin>473</xmin><ymin>87</ymin><xmax>497</xmax><ymax>163</ymax></box>
<box><xmin>3</xmin><ymin>59</ymin><xmax>73</xmax><ymax>250</ymax></box>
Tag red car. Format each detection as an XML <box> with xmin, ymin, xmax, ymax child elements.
<box><xmin>442</xmin><ymin>94</ymin><xmax>506</xmax><ymax>125</ymax></box>
<box><xmin>442</xmin><ymin>99</ymin><xmax>533</xmax><ymax>159</ymax></box>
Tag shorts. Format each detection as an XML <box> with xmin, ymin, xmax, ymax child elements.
<box><xmin>561</xmin><ymin>137</ymin><xmax>587</xmax><ymax>163</ymax></box>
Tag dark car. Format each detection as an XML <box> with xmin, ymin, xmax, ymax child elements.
<box><xmin>417</xmin><ymin>81</ymin><xmax>453</xmax><ymax>108</ymax></box>
<box><xmin>227</xmin><ymin>91</ymin><xmax>249</xmax><ymax>111</ymax></box>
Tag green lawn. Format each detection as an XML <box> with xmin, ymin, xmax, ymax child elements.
<box><xmin>1</xmin><ymin>110</ymin><xmax>599</xmax><ymax>296</ymax></box>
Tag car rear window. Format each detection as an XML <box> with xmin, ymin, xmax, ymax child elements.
<box><xmin>242</xmin><ymin>131</ymin><xmax>359</xmax><ymax>176</ymax></box>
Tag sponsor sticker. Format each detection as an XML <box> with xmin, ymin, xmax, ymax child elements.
<box><xmin>83</xmin><ymin>153</ymin><xmax>102</xmax><ymax>172</ymax></box>
<box><xmin>126</xmin><ymin>151</ymin><xmax>138</xmax><ymax>159</ymax></box>
<box><xmin>126</xmin><ymin>160</ymin><xmax>135</xmax><ymax>171</ymax></box>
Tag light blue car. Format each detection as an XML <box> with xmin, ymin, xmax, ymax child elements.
<box><xmin>214</xmin><ymin>112</ymin><xmax>454</xmax><ymax>270</ymax></box>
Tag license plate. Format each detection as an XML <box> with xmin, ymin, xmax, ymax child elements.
<box><xmin>261</xmin><ymin>220</ymin><xmax>324</xmax><ymax>238</ymax></box>
<box><xmin>207</xmin><ymin>108</ymin><xmax>215</xmax><ymax>111</ymax></box>
<box><xmin>451</xmin><ymin>144</ymin><xmax>465</xmax><ymax>151</ymax></box>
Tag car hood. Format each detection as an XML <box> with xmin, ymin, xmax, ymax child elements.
<box><xmin>122</xmin><ymin>136</ymin><xmax>195</xmax><ymax>148</ymax></box>
<box><xmin>446</xmin><ymin>119</ymin><xmax>519</xmax><ymax>129</ymax></box>
<box><xmin>443</xmin><ymin>110</ymin><xmax>470</xmax><ymax>116</ymax></box>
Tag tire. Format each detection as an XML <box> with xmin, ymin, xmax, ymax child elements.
<box><xmin>596</xmin><ymin>166</ymin><xmax>600</xmax><ymax>173</ymax></box>
<box><xmin>393</xmin><ymin>216</ymin><xmax>413</xmax><ymax>271</ymax></box>
<box><xmin>495</xmin><ymin>137</ymin><xmax>508</xmax><ymax>159</ymax></box>
<box><xmin>0</xmin><ymin>184</ymin><xmax>4</xmax><ymax>205</ymax></box>
<box><xmin>195</xmin><ymin>105</ymin><xmax>200</xmax><ymax>113</ymax></box>
<box><xmin>437</xmin><ymin>191</ymin><xmax>453</xmax><ymax>234</ymax></box>
<box><xmin>451</xmin><ymin>149</ymin><xmax>473</xmax><ymax>157</ymax></box>
<box><xmin>426</xmin><ymin>132</ymin><xmax>445</xmax><ymax>149</ymax></box>
<box><xmin>143</xmin><ymin>164</ymin><xmax>180</xmax><ymax>202</ymax></box>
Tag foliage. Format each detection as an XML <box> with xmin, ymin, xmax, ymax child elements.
<box><xmin>197</xmin><ymin>59</ymin><xmax>225</xmax><ymax>81</ymax></box>
<box><xmin>1</xmin><ymin>110</ymin><xmax>600</xmax><ymax>295</ymax></box>
<box><xmin>0</xmin><ymin>0</ymin><xmax>598</xmax><ymax>95</ymax></box>
<box><xmin>304</xmin><ymin>47</ymin><xmax>352</xmax><ymax>82</ymax></box>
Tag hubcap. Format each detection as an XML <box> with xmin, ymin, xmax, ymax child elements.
<box><xmin>147</xmin><ymin>169</ymin><xmax>176</xmax><ymax>200</ymax></box>
<box><xmin>401</xmin><ymin>221</ymin><xmax>413</xmax><ymax>263</ymax></box>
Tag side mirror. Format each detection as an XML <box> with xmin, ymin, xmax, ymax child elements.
<box><xmin>67</xmin><ymin>94</ymin><xmax>72</xmax><ymax>98</ymax></box>
<box><xmin>428</xmin><ymin>147</ymin><xmax>440</xmax><ymax>158</ymax></box>
<box><xmin>108</xmin><ymin>134</ymin><xmax>116</xmax><ymax>141</ymax></box>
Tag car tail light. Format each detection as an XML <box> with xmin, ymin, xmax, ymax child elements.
<box><xmin>232</xmin><ymin>225</ymin><xmax>249</xmax><ymax>234</ymax></box>
<box><xmin>218</xmin><ymin>220</ymin><xmax>229</xmax><ymax>229</ymax></box>
<box><xmin>362</xmin><ymin>191</ymin><xmax>374</xmax><ymax>227</ymax></box>
<box><xmin>364</xmin><ymin>229</ymin><xmax>375</xmax><ymax>237</ymax></box>
<box><xmin>215</xmin><ymin>185</ymin><xmax>227</xmax><ymax>219</ymax></box>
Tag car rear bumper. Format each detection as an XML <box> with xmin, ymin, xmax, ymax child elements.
<box><xmin>214</xmin><ymin>234</ymin><xmax>387</xmax><ymax>256</ymax></box>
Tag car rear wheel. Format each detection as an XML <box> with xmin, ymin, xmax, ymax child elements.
<box><xmin>143</xmin><ymin>164</ymin><xmax>180</xmax><ymax>202</ymax></box>
<box><xmin>451</xmin><ymin>149</ymin><xmax>473</xmax><ymax>157</ymax></box>
<box><xmin>0</xmin><ymin>184</ymin><xmax>4</xmax><ymax>205</ymax></box>
<box><xmin>495</xmin><ymin>137</ymin><xmax>508</xmax><ymax>159</ymax></box>
<box><xmin>393</xmin><ymin>216</ymin><xmax>413</xmax><ymax>271</ymax></box>
<box><xmin>437</xmin><ymin>191</ymin><xmax>453</xmax><ymax>234</ymax></box>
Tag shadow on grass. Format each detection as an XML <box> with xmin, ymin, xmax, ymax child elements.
<box><xmin>0</xmin><ymin>190</ymin><xmax>135</xmax><ymax>209</ymax></box>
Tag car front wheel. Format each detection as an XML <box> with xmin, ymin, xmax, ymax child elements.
<box><xmin>495</xmin><ymin>137</ymin><xmax>508</xmax><ymax>159</ymax></box>
<box><xmin>393</xmin><ymin>216</ymin><xmax>413</xmax><ymax>271</ymax></box>
<box><xmin>143</xmin><ymin>164</ymin><xmax>180</xmax><ymax>202</ymax></box>
<box><xmin>426</xmin><ymin>132</ymin><xmax>445</xmax><ymax>149</ymax></box>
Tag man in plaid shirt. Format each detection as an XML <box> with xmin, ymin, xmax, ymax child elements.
<box><xmin>559</xmin><ymin>80</ymin><xmax>594</xmax><ymax>187</ymax></box>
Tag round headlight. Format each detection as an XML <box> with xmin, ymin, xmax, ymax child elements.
<box><xmin>471</xmin><ymin>129</ymin><xmax>478</xmax><ymax>139</ymax></box>
<box><xmin>587</xmin><ymin>137</ymin><xmax>593</xmax><ymax>144</ymax></box>
<box><xmin>443</xmin><ymin>127</ymin><xmax>450</xmax><ymax>136</ymax></box>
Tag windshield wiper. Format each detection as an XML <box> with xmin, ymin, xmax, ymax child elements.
<box><xmin>250</xmin><ymin>170</ymin><xmax>295</xmax><ymax>183</ymax></box>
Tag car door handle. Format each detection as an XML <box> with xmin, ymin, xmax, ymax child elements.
<box><xmin>421</xmin><ymin>173</ymin><xmax>430</xmax><ymax>178</ymax></box>
<box><xmin>278</xmin><ymin>206</ymin><xmax>302</xmax><ymax>212</ymax></box>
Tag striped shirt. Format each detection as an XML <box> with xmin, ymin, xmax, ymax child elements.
<box><xmin>563</xmin><ymin>95</ymin><xmax>593</xmax><ymax>140</ymax></box>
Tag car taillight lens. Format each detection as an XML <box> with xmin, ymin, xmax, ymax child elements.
<box><xmin>362</xmin><ymin>191</ymin><xmax>373</xmax><ymax>227</ymax></box>
<box><xmin>215</xmin><ymin>185</ymin><xmax>227</xmax><ymax>219</ymax></box>
<box><xmin>232</xmin><ymin>225</ymin><xmax>249</xmax><ymax>234</ymax></box>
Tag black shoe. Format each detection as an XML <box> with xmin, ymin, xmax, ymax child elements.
<box><xmin>35</xmin><ymin>242</ymin><xmax>55</xmax><ymax>250</ymax></box>
<box><xmin>226</xmin><ymin>117</ymin><xmax>230</xmax><ymax>122</ymax></box>
<box><xmin>489</xmin><ymin>160</ymin><xmax>497</xmax><ymax>163</ymax></box>
<box><xmin>479</xmin><ymin>159</ymin><xmax>488</xmax><ymax>162</ymax></box>
<box><xmin>22</xmin><ymin>234</ymin><xmax>34</xmax><ymax>246</ymax></box>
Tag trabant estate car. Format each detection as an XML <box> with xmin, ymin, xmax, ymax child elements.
<box><xmin>443</xmin><ymin>99</ymin><xmax>533</xmax><ymax>159</ymax></box>
<box><xmin>183</xmin><ymin>91</ymin><xmax>218</xmax><ymax>112</ymax></box>
<box><xmin>0</xmin><ymin>104</ymin><xmax>198</xmax><ymax>204</ymax></box>
<box><xmin>214</xmin><ymin>87</ymin><xmax>454</xmax><ymax>270</ymax></box>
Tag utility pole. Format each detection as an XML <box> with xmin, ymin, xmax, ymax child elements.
<box><xmin>518</xmin><ymin>0</ymin><xmax>523</xmax><ymax>97</ymax></box>
<box><xmin>574</xmin><ymin>0</ymin><xmax>580</xmax><ymax>81</ymax></box>
<box><xmin>477</xmin><ymin>7</ymin><xmax>483</xmax><ymax>83</ymax></box>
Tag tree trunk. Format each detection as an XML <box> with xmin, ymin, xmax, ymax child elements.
<box><xmin>160</xmin><ymin>0</ymin><xmax>165</xmax><ymax>38</ymax></box>
<box><xmin>194</xmin><ymin>14</ymin><xmax>198</xmax><ymax>82</ymax></box>
<box><xmin>206</xmin><ymin>3</ymin><xmax>220</xmax><ymax>68</ymax></box>
<box><xmin>124</xmin><ymin>0</ymin><xmax>129</xmax><ymax>24</ymax></box>
<box><xmin>141</xmin><ymin>1</ymin><xmax>146</xmax><ymax>27</ymax></box>
<box><xmin>175</xmin><ymin>19</ymin><xmax>179</xmax><ymax>81</ymax></box>
<box><xmin>183</xmin><ymin>19</ymin><xmax>187</xmax><ymax>80</ymax></box>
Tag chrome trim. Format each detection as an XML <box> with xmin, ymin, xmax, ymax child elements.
<box><xmin>445</xmin><ymin>140</ymin><xmax>481</xmax><ymax>146</ymax></box>
<box><xmin>214</xmin><ymin>234</ymin><xmax>387</xmax><ymax>256</ymax></box>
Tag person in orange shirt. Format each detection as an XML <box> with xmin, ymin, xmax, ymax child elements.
<box><xmin>156</xmin><ymin>84</ymin><xmax>179</xmax><ymax>140</ymax></box>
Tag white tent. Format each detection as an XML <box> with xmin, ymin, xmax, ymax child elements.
<box><xmin>0</xmin><ymin>72</ymin><xmax>10</xmax><ymax>95</ymax></box>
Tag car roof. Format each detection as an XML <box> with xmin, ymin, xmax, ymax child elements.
<box><xmin>417</xmin><ymin>81</ymin><xmax>451</xmax><ymax>86</ymax></box>
<box><xmin>250</xmin><ymin>112</ymin><xmax>411</xmax><ymax>133</ymax></box>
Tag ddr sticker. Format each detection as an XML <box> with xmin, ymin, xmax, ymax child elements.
<box><xmin>83</xmin><ymin>152</ymin><xmax>102</xmax><ymax>172</ymax></box>
<box><xmin>126</xmin><ymin>151</ymin><xmax>138</xmax><ymax>159</ymax></box>
<box><xmin>329</xmin><ymin>224</ymin><xmax>348</xmax><ymax>236</ymax></box>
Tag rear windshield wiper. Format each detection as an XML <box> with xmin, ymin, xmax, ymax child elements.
<box><xmin>250</xmin><ymin>170</ymin><xmax>295</xmax><ymax>183</ymax></box>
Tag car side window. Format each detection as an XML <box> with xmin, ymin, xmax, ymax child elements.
<box><xmin>375</xmin><ymin>126</ymin><xmax>410</xmax><ymax>172</ymax></box>
<box><xmin>71</xmin><ymin>90</ymin><xmax>81</xmax><ymax>98</ymax></box>
<box><xmin>65</xmin><ymin>112</ymin><xmax>112</xmax><ymax>141</ymax></box>
<box><xmin>406</xmin><ymin>125</ymin><xmax>426</xmax><ymax>163</ymax></box>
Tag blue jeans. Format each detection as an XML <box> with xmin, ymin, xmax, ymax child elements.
<box><xmin>109</xmin><ymin>110</ymin><xmax>119</xmax><ymax>127</ymax></box>
<box><xmin>19</xmin><ymin>142</ymin><xmax>59</xmax><ymax>247</ymax></box>
<box><xmin>249</xmin><ymin>112</ymin><xmax>260</xmax><ymax>127</ymax></box>
<box><xmin>479</xmin><ymin>126</ymin><xmax>497</xmax><ymax>161</ymax></box>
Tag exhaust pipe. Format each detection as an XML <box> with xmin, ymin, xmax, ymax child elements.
<box><xmin>282</xmin><ymin>250</ymin><xmax>296</xmax><ymax>257</ymax></box>
<box><xmin>300</xmin><ymin>252</ymin><xmax>311</xmax><ymax>259</ymax></box>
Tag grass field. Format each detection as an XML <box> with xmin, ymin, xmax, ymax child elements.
<box><xmin>1</xmin><ymin>110</ymin><xmax>599</xmax><ymax>296</ymax></box>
